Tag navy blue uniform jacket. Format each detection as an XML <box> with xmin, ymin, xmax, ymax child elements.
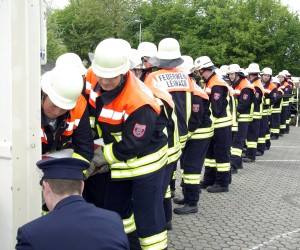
<box><xmin>16</xmin><ymin>195</ymin><xmax>129</xmax><ymax>250</ymax></box>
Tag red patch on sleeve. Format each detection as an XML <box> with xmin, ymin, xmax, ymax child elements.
<box><xmin>214</xmin><ymin>93</ymin><xmax>220</xmax><ymax>100</ymax></box>
<box><xmin>192</xmin><ymin>104</ymin><xmax>200</xmax><ymax>112</ymax></box>
<box><xmin>133</xmin><ymin>123</ymin><xmax>146</xmax><ymax>138</ymax></box>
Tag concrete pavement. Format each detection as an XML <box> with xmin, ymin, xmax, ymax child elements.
<box><xmin>169</xmin><ymin>126</ymin><xmax>300</xmax><ymax>250</ymax></box>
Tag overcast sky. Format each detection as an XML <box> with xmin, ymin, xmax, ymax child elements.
<box><xmin>52</xmin><ymin>0</ymin><xmax>300</xmax><ymax>13</ymax></box>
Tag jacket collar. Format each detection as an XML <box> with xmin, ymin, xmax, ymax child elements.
<box><xmin>54</xmin><ymin>195</ymin><xmax>84</xmax><ymax>210</ymax></box>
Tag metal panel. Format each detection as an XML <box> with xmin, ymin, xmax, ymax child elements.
<box><xmin>0</xmin><ymin>0</ymin><xmax>42</xmax><ymax>248</ymax></box>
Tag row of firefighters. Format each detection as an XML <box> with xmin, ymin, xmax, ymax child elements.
<box><xmin>40</xmin><ymin>37</ymin><xmax>296</xmax><ymax>249</ymax></box>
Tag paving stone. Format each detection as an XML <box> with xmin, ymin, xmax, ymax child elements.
<box><xmin>168</xmin><ymin>127</ymin><xmax>300</xmax><ymax>250</ymax></box>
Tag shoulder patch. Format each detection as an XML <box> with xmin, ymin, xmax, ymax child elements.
<box><xmin>214</xmin><ymin>93</ymin><xmax>220</xmax><ymax>100</ymax></box>
<box><xmin>193</xmin><ymin>104</ymin><xmax>200</xmax><ymax>112</ymax></box>
<box><xmin>133</xmin><ymin>123</ymin><xmax>146</xmax><ymax>138</ymax></box>
<box><xmin>243</xmin><ymin>94</ymin><xmax>248</xmax><ymax>100</ymax></box>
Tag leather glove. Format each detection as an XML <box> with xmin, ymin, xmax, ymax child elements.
<box><xmin>84</xmin><ymin>147</ymin><xmax>109</xmax><ymax>180</ymax></box>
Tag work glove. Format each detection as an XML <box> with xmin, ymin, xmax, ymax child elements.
<box><xmin>84</xmin><ymin>147</ymin><xmax>109</xmax><ymax>180</ymax></box>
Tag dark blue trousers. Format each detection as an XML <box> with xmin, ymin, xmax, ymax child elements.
<box><xmin>83</xmin><ymin>172</ymin><xmax>109</xmax><ymax>208</ymax></box>
<box><xmin>203</xmin><ymin>126</ymin><xmax>232</xmax><ymax>187</ymax></box>
<box><xmin>231</xmin><ymin>122</ymin><xmax>250</xmax><ymax>170</ymax></box>
<box><xmin>180</xmin><ymin>138</ymin><xmax>211</xmax><ymax>204</ymax></box>
<box><xmin>104</xmin><ymin>167</ymin><xmax>166</xmax><ymax>238</ymax></box>
<box><xmin>246</xmin><ymin>119</ymin><xmax>261</xmax><ymax>160</ymax></box>
<box><xmin>257</xmin><ymin>116</ymin><xmax>268</xmax><ymax>154</ymax></box>
<box><xmin>162</xmin><ymin>162</ymin><xmax>177</xmax><ymax>224</ymax></box>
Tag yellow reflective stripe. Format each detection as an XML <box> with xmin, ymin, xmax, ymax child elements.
<box><xmin>89</xmin><ymin>116</ymin><xmax>95</xmax><ymax>128</ymax></box>
<box><xmin>139</xmin><ymin>230</ymin><xmax>168</xmax><ymax>250</ymax></box>
<box><xmin>111</xmin><ymin>132</ymin><xmax>122</xmax><ymax>142</ymax></box>
<box><xmin>246</xmin><ymin>141</ymin><xmax>257</xmax><ymax>148</ymax></box>
<box><xmin>165</xmin><ymin>186</ymin><xmax>171</xmax><ymax>198</ymax></box>
<box><xmin>167</xmin><ymin>148</ymin><xmax>182</xmax><ymax>164</ymax></box>
<box><xmin>232</xmin><ymin>126</ymin><xmax>238</xmax><ymax>132</ymax></box>
<box><xmin>172</xmin><ymin>170</ymin><xmax>176</xmax><ymax>180</ymax></box>
<box><xmin>190</xmin><ymin>126</ymin><xmax>214</xmax><ymax>139</ymax></box>
<box><xmin>179</xmin><ymin>135</ymin><xmax>188</xmax><ymax>148</ymax></box>
<box><xmin>280</xmin><ymin>124</ymin><xmax>286</xmax><ymax>129</ymax></box>
<box><xmin>231</xmin><ymin>147</ymin><xmax>242</xmax><ymax>156</ymax></box>
<box><xmin>96</xmin><ymin>124</ymin><xmax>102</xmax><ymax>138</ymax></box>
<box><xmin>271</xmin><ymin>109</ymin><xmax>281</xmax><ymax>114</ymax></box>
<box><xmin>262</xmin><ymin>109</ymin><xmax>269</xmax><ymax>116</ymax></box>
<box><xmin>186</xmin><ymin>91</ymin><xmax>192</xmax><ymax>127</ymax></box>
<box><xmin>182</xmin><ymin>173</ymin><xmax>201</xmax><ymax>184</ymax></box>
<box><xmin>253</xmin><ymin>111</ymin><xmax>262</xmax><ymax>119</ymax></box>
<box><xmin>72</xmin><ymin>152</ymin><xmax>90</xmax><ymax>163</ymax></box>
<box><xmin>270</xmin><ymin>128</ymin><xmax>280</xmax><ymax>133</ymax></box>
<box><xmin>258</xmin><ymin>137</ymin><xmax>266</xmax><ymax>144</ymax></box>
<box><xmin>286</xmin><ymin>119</ymin><xmax>290</xmax><ymax>124</ymax></box>
<box><xmin>265</xmin><ymin>98</ymin><xmax>270</xmax><ymax>105</ymax></box>
<box><xmin>238</xmin><ymin>117</ymin><xmax>253</xmax><ymax>122</ymax></box>
<box><xmin>123</xmin><ymin>214</ymin><xmax>136</xmax><ymax>234</ymax></box>
<box><xmin>110</xmin><ymin>146</ymin><xmax>168</xmax><ymax>179</ymax></box>
<box><xmin>216</xmin><ymin>162</ymin><xmax>230</xmax><ymax>172</ymax></box>
<box><xmin>265</xmin><ymin>134</ymin><xmax>270</xmax><ymax>140</ymax></box>
<box><xmin>214</xmin><ymin>120</ymin><xmax>232</xmax><ymax>128</ymax></box>
<box><xmin>282</xmin><ymin>101</ymin><xmax>289</xmax><ymax>106</ymax></box>
<box><xmin>103</xmin><ymin>143</ymin><xmax>122</xmax><ymax>165</ymax></box>
<box><xmin>204</xmin><ymin>158</ymin><xmax>216</xmax><ymax>167</ymax></box>
<box><xmin>41</xmin><ymin>210</ymin><xmax>49</xmax><ymax>216</ymax></box>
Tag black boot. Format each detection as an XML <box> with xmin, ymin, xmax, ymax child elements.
<box><xmin>207</xmin><ymin>184</ymin><xmax>229</xmax><ymax>193</ymax></box>
<box><xmin>173</xmin><ymin>203</ymin><xmax>198</xmax><ymax>215</ymax></box>
<box><xmin>242</xmin><ymin>157</ymin><xmax>255</xmax><ymax>163</ymax></box>
<box><xmin>173</xmin><ymin>197</ymin><xmax>186</xmax><ymax>205</ymax></box>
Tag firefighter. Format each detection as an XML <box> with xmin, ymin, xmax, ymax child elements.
<box><xmin>282</xmin><ymin>70</ymin><xmax>294</xmax><ymax>134</ymax></box>
<box><xmin>137</xmin><ymin>41</ymin><xmax>158</xmax><ymax>82</ymax></box>
<box><xmin>258</xmin><ymin>67</ymin><xmax>277</xmax><ymax>153</ymax></box>
<box><xmin>270</xmin><ymin>77</ymin><xmax>283</xmax><ymax>140</ymax></box>
<box><xmin>55</xmin><ymin>52</ymin><xmax>91</xmax><ymax>103</ymax></box>
<box><xmin>142</xmin><ymin>46</ymin><xmax>179</xmax><ymax>229</ymax></box>
<box><xmin>41</xmin><ymin>66</ymin><xmax>93</xmax><ymax>162</ymax></box>
<box><xmin>226</xmin><ymin>64</ymin><xmax>254</xmax><ymax>167</ymax></box>
<box><xmin>195</xmin><ymin>56</ymin><xmax>232</xmax><ymax>193</ymax></box>
<box><xmin>244</xmin><ymin>63</ymin><xmax>264</xmax><ymax>160</ymax></box>
<box><xmin>129</xmin><ymin>48</ymin><xmax>143</xmax><ymax>79</ymax></box>
<box><xmin>172</xmin><ymin>55</ymin><xmax>213</xmax><ymax>214</ymax></box>
<box><xmin>144</xmin><ymin>39</ymin><xmax>194</xmax><ymax>213</ymax></box>
<box><xmin>91</xmin><ymin>38</ymin><xmax>168</xmax><ymax>250</ymax></box>
<box><xmin>144</xmin><ymin>40</ymin><xmax>192</xmax><ymax>180</ymax></box>
<box><xmin>278</xmin><ymin>71</ymin><xmax>292</xmax><ymax>136</ymax></box>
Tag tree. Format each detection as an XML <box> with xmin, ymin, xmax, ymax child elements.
<box><xmin>46</xmin><ymin>0</ymin><xmax>300</xmax><ymax>75</ymax></box>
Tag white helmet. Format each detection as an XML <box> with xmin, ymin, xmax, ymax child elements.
<box><xmin>278</xmin><ymin>71</ymin><xmax>287</xmax><ymax>78</ymax></box>
<box><xmin>41</xmin><ymin>66</ymin><xmax>83</xmax><ymax>110</ymax></box>
<box><xmin>156</xmin><ymin>38</ymin><xmax>181</xmax><ymax>60</ymax></box>
<box><xmin>227</xmin><ymin>64</ymin><xmax>242</xmax><ymax>74</ymax></box>
<box><xmin>219</xmin><ymin>65</ymin><xmax>229</xmax><ymax>76</ymax></box>
<box><xmin>92</xmin><ymin>38</ymin><xmax>131</xmax><ymax>78</ymax></box>
<box><xmin>261</xmin><ymin>67</ymin><xmax>272</xmax><ymax>75</ymax></box>
<box><xmin>272</xmin><ymin>76</ymin><xmax>279</xmax><ymax>84</ymax></box>
<box><xmin>240</xmin><ymin>68</ymin><xmax>248</xmax><ymax>77</ymax></box>
<box><xmin>177</xmin><ymin>55</ymin><xmax>194</xmax><ymax>75</ymax></box>
<box><xmin>194</xmin><ymin>56</ymin><xmax>215</xmax><ymax>70</ymax></box>
<box><xmin>282</xmin><ymin>69</ymin><xmax>291</xmax><ymax>77</ymax></box>
<box><xmin>246</xmin><ymin>63</ymin><xmax>261</xmax><ymax>74</ymax></box>
<box><xmin>129</xmin><ymin>48</ymin><xmax>143</xmax><ymax>70</ymax></box>
<box><xmin>137</xmin><ymin>42</ymin><xmax>157</xmax><ymax>57</ymax></box>
<box><xmin>56</xmin><ymin>53</ymin><xmax>87</xmax><ymax>76</ymax></box>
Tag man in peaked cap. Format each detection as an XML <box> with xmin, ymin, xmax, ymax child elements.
<box><xmin>16</xmin><ymin>157</ymin><xmax>129</xmax><ymax>250</ymax></box>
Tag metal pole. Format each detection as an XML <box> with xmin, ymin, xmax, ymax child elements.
<box><xmin>139</xmin><ymin>21</ymin><xmax>142</xmax><ymax>44</ymax></box>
